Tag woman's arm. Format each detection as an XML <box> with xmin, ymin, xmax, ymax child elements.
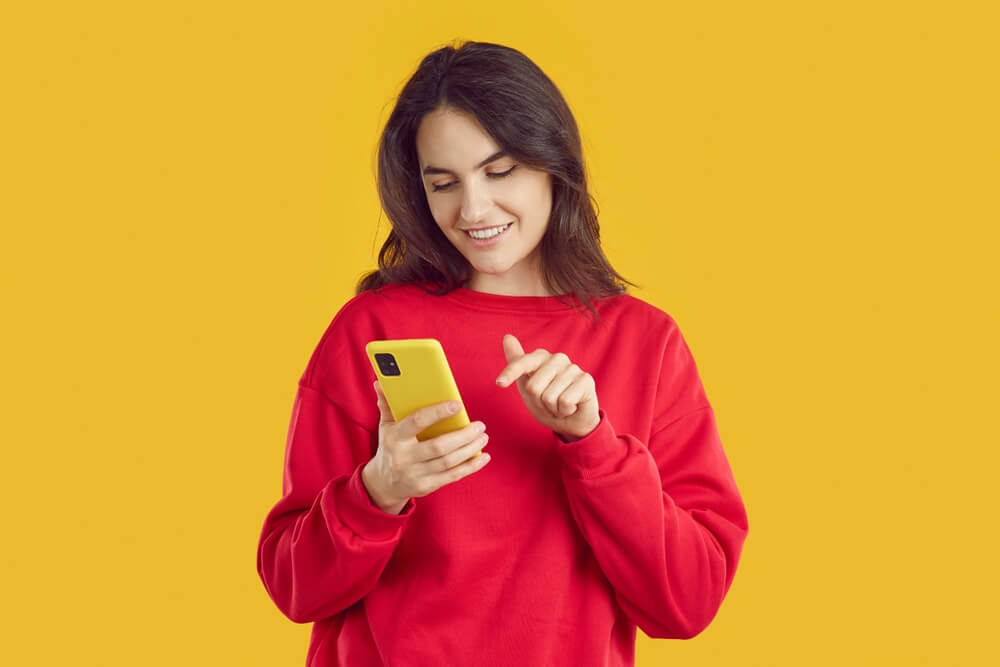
<box><xmin>554</xmin><ymin>404</ymin><xmax>748</xmax><ymax>638</ymax></box>
<box><xmin>256</xmin><ymin>383</ymin><xmax>413</xmax><ymax>623</ymax></box>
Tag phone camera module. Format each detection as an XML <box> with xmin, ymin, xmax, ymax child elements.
<box><xmin>374</xmin><ymin>353</ymin><xmax>401</xmax><ymax>376</ymax></box>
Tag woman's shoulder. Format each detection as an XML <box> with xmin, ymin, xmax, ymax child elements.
<box><xmin>298</xmin><ymin>281</ymin><xmax>441</xmax><ymax>388</ymax></box>
<box><xmin>331</xmin><ymin>281</ymin><xmax>434</xmax><ymax>318</ymax></box>
<box><xmin>315</xmin><ymin>281</ymin><xmax>442</xmax><ymax>345</ymax></box>
<box><xmin>598</xmin><ymin>289</ymin><xmax>680</xmax><ymax>334</ymax></box>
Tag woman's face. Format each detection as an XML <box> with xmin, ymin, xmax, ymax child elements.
<box><xmin>415</xmin><ymin>106</ymin><xmax>554</xmax><ymax>296</ymax></box>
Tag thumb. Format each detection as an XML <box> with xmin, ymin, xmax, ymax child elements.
<box><xmin>502</xmin><ymin>333</ymin><xmax>524</xmax><ymax>363</ymax></box>
<box><xmin>373</xmin><ymin>379</ymin><xmax>395</xmax><ymax>424</ymax></box>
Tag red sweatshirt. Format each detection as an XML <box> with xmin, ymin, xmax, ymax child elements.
<box><xmin>257</xmin><ymin>282</ymin><xmax>748</xmax><ymax>666</ymax></box>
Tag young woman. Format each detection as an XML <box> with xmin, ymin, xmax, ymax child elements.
<box><xmin>257</xmin><ymin>40</ymin><xmax>749</xmax><ymax>666</ymax></box>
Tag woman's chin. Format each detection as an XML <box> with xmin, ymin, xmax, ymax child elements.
<box><xmin>471</xmin><ymin>263</ymin><xmax>510</xmax><ymax>277</ymax></box>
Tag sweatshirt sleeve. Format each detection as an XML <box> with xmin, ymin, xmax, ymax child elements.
<box><xmin>256</xmin><ymin>382</ymin><xmax>415</xmax><ymax>624</ymax></box>
<box><xmin>553</xmin><ymin>322</ymin><xmax>749</xmax><ymax>639</ymax></box>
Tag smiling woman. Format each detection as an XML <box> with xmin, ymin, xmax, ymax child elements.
<box><xmin>256</xmin><ymin>39</ymin><xmax>749</xmax><ymax>667</ymax></box>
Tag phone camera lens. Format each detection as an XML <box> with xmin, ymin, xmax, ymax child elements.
<box><xmin>374</xmin><ymin>352</ymin><xmax>401</xmax><ymax>376</ymax></box>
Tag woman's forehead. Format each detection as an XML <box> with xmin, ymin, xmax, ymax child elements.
<box><xmin>416</xmin><ymin>110</ymin><xmax>503</xmax><ymax>170</ymax></box>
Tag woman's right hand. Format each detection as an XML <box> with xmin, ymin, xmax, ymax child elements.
<box><xmin>361</xmin><ymin>380</ymin><xmax>491</xmax><ymax>515</ymax></box>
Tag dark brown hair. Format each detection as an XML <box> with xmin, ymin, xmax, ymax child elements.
<box><xmin>356</xmin><ymin>39</ymin><xmax>639</xmax><ymax>320</ymax></box>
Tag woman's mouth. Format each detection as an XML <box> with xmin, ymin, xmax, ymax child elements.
<box><xmin>464</xmin><ymin>222</ymin><xmax>513</xmax><ymax>248</ymax></box>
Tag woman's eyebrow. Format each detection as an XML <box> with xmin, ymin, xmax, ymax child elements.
<box><xmin>422</xmin><ymin>151</ymin><xmax>508</xmax><ymax>176</ymax></box>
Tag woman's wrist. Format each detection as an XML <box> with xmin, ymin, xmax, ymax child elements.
<box><xmin>361</xmin><ymin>462</ymin><xmax>407</xmax><ymax>515</ymax></box>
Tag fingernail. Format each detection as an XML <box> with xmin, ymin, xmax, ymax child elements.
<box><xmin>449</xmin><ymin>401</ymin><xmax>461</xmax><ymax>413</ymax></box>
<box><xmin>495</xmin><ymin>375</ymin><xmax>505</xmax><ymax>385</ymax></box>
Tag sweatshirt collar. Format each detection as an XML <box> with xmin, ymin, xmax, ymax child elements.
<box><xmin>442</xmin><ymin>285</ymin><xmax>583</xmax><ymax>312</ymax></box>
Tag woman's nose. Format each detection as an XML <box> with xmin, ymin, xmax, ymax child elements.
<box><xmin>460</xmin><ymin>180</ymin><xmax>493</xmax><ymax>224</ymax></box>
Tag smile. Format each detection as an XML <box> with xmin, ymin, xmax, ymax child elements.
<box><xmin>464</xmin><ymin>222</ymin><xmax>513</xmax><ymax>247</ymax></box>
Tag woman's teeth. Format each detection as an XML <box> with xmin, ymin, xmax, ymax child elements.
<box><xmin>466</xmin><ymin>223</ymin><xmax>511</xmax><ymax>240</ymax></box>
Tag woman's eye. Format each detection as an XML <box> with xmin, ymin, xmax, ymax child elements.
<box><xmin>492</xmin><ymin>165</ymin><xmax>517</xmax><ymax>179</ymax></box>
<box><xmin>431</xmin><ymin>165</ymin><xmax>517</xmax><ymax>192</ymax></box>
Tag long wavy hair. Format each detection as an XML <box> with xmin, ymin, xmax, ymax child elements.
<box><xmin>356</xmin><ymin>39</ymin><xmax>639</xmax><ymax>320</ymax></box>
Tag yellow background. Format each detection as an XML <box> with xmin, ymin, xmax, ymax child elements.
<box><xmin>2</xmin><ymin>1</ymin><xmax>997</xmax><ymax>664</ymax></box>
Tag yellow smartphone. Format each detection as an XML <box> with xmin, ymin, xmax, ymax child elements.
<box><xmin>365</xmin><ymin>338</ymin><xmax>472</xmax><ymax>443</ymax></box>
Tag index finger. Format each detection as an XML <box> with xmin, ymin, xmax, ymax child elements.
<box><xmin>496</xmin><ymin>350</ymin><xmax>549</xmax><ymax>388</ymax></box>
<box><xmin>398</xmin><ymin>400</ymin><xmax>462</xmax><ymax>440</ymax></box>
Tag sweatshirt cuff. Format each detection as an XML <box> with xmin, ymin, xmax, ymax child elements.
<box><xmin>329</xmin><ymin>464</ymin><xmax>415</xmax><ymax>541</ymax></box>
<box><xmin>554</xmin><ymin>409</ymin><xmax>630</xmax><ymax>478</ymax></box>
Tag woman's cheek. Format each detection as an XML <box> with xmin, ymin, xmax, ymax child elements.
<box><xmin>427</xmin><ymin>205</ymin><xmax>447</xmax><ymax>228</ymax></box>
<box><xmin>429</xmin><ymin>201</ymin><xmax>453</xmax><ymax>226</ymax></box>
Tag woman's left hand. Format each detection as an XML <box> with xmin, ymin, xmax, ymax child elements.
<box><xmin>495</xmin><ymin>334</ymin><xmax>601</xmax><ymax>441</ymax></box>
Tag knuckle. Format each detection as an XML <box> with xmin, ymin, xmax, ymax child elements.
<box><xmin>568</xmin><ymin>363</ymin><xmax>580</xmax><ymax>373</ymax></box>
<box><xmin>410</xmin><ymin>412</ymin><xmax>427</xmax><ymax>430</ymax></box>
<box><xmin>554</xmin><ymin>352</ymin><xmax>570</xmax><ymax>363</ymax></box>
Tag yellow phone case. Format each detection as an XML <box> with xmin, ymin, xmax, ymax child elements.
<box><xmin>365</xmin><ymin>338</ymin><xmax>472</xmax><ymax>443</ymax></box>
